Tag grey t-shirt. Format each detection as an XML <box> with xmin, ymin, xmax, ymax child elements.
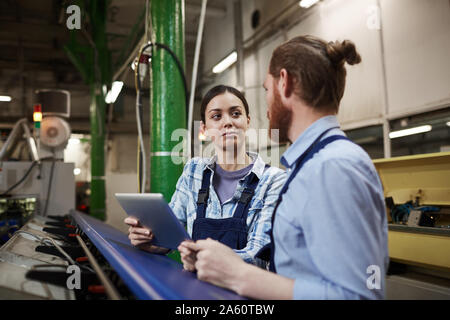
<box><xmin>213</xmin><ymin>163</ymin><xmax>254</xmax><ymax>204</ymax></box>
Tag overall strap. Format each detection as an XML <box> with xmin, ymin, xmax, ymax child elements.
<box><xmin>279</xmin><ymin>130</ymin><xmax>342</xmax><ymax>196</ymax></box>
<box><xmin>233</xmin><ymin>172</ymin><xmax>259</xmax><ymax>220</ymax></box>
<box><xmin>299</xmin><ymin>135</ymin><xmax>350</xmax><ymax>172</ymax></box>
<box><xmin>268</xmin><ymin>131</ymin><xmax>348</xmax><ymax>272</ymax></box>
<box><xmin>233</xmin><ymin>163</ymin><xmax>269</xmax><ymax>220</ymax></box>
<box><xmin>196</xmin><ymin>167</ymin><xmax>213</xmax><ymax>219</ymax></box>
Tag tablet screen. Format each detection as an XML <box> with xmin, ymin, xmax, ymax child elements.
<box><xmin>116</xmin><ymin>193</ymin><xmax>191</xmax><ymax>250</ymax></box>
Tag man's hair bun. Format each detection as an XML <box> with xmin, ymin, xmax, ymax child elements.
<box><xmin>326</xmin><ymin>40</ymin><xmax>362</xmax><ymax>66</ymax></box>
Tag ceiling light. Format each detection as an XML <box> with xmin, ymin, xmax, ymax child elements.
<box><xmin>212</xmin><ymin>51</ymin><xmax>237</xmax><ymax>74</ymax></box>
<box><xmin>299</xmin><ymin>0</ymin><xmax>320</xmax><ymax>9</ymax></box>
<box><xmin>0</xmin><ymin>95</ymin><xmax>12</xmax><ymax>102</ymax></box>
<box><xmin>73</xmin><ymin>168</ymin><xmax>81</xmax><ymax>175</ymax></box>
<box><xmin>446</xmin><ymin>121</ymin><xmax>450</xmax><ymax>127</ymax></box>
<box><xmin>389</xmin><ymin>125</ymin><xmax>432</xmax><ymax>139</ymax></box>
<box><xmin>105</xmin><ymin>81</ymin><xmax>124</xmax><ymax>104</ymax></box>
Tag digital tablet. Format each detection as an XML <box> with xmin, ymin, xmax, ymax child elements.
<box><xmin>115</xmin><ymin>193</ymin><xmax>191</xmax><ymax>250</ymax></box>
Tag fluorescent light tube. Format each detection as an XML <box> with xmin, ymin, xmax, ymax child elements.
<box><xmin>212</xmin><ymin>51</ymin><xmax>237</xmax><ymax>74</ymax></box>
<box><xmin>389</xmin><ymin>125</ymin><xmax>432</xmax><ymax>139</ymax></box>
<box><xmin>299</xmin><ymin>0</ymin><xmax>320</xmax><ymax>9</ymax></box>
<box><xmin>0</xmin><ymin>95</ymin><xmax>12</xmax><ymax>102</ymax></box>
<box><xmin>105</xmin><ymin>81</ymin><xmax>124</xmax><ymax>104</ymax></box>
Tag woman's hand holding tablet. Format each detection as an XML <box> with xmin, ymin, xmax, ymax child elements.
<box><xmin>124</xmin><ymin>217</ymin><xmax>171</xmax><ymax>254</ymax></box>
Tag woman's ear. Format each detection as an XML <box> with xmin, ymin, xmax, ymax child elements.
<box><xmin>200</xmin><ymin>121</ymin><xmax>206</xmax><ymax>136</ymax></box>
<box><xmin>247</xmin><ymin>115</ymin><xmax>250</xmax><ymax>126</ymax></box>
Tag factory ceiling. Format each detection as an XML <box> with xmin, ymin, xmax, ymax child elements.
<box><xmin>0</xmin><ymin>0</ymin><xmax>227</xmax><ymax>125</ymax></box>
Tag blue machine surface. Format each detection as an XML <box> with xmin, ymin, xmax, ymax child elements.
<box><xmin>71</xmin><ymin>210</ymin><xmax>246</xmax><ymax>300</ymax></box>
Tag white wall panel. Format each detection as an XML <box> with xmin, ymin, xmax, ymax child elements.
<box><xmin>256</xmin><ymin>37</ymin><xmax>285</xmax><ymax>88</ymax></box>
<box><xmin>202</xmin><ymin>2</ymin><xmax>234</xmax><ymax>73</ymax></box>
<box><xmin>380</xmin><ymin>0</ymin><xmax>450</xmax><ymax>118</ymax></box>
<box><xmin>199</xmin><ymin>0</ymin><xmax>450</xmax><ymax>133</ymax></box>
<box><xmin>287</xmin><ymin>0</ymin><xmax>385</xmax><ymax>127</ymax></box>
<box><xmin>243</xmin><ymin>52</ymin><xmax>260</xmax><ymax>88</ymax></box>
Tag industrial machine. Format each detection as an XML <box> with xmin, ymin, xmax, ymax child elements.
<box><xmin>0</xmin><ymin>89</ymin><xmax>75</xmax><ymax>244</ymax></box>
<box><xmin>0</xmin><ymin>210</ymin><xmax>245</xmax><ymax>300</ymax></box>
<box><xmin>374</xmin><ymin>151</ymin><xmax>450</xmax><ymax>299</ymax></box>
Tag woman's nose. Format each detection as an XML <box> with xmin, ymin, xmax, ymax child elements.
<box><xmin>221</xmin><ymin>114</ymin><xmax>233</xmax><ymax>128</ymax></box>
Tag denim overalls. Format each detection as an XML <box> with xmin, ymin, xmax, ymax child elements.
<box><xmin>192</xmin><ymin>164</ymin><xmax>268</xmax><ymax>250</ymax></box>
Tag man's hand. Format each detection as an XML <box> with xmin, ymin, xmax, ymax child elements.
<box><xmin>124</xmin><ymin>217</ymin><xmax>170</xmax><ymax>254</ymax></box>
<box><xmin>181</xmin><ymin>238</ymin><xmax>249</xmax><ymax>293</ymax></box>
<box><xmin>178</xmin><ymin>240</ymin><xmax>197</xmax><ymax>272</ymax></box>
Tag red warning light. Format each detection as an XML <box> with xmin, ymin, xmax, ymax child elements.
<box><xmin>33</xmin><ymin>104</ymin><xmax>42</xmax><ymax>122</ymax></box>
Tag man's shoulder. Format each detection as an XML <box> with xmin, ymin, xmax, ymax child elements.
<box><xmin>316</xmin><ymin>138</ymin><xmax>373</xmax><ymax>167</ymax></box>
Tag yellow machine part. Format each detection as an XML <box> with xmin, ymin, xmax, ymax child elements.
<box><xmin>373</xmin><ymin>152</ymin><xmax>450</xmax><ymax>271</ymax></box>
<box><xmin>389</xmin><ymin>231</ymin><xmax>450</xmax><ymax>272</ymax></box>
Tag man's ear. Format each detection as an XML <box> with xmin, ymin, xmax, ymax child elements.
<box><xmin>278</xmin><ymin>68</ymin><xmax>293</xmax><ymax>99</ymax></box>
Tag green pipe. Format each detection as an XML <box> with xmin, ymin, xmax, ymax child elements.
<box><xmin>150</xmin><ymin>0</ymin><xmax>186</xmax><ymax>202</ymax></box>
<box><xmin>64</xmin><ymin>1</ymin><xmax>111</xmax><ymax>221</ymax></box>
<box><xmin>89</xmin><ymin>84</ymin><xmax>106</xmax><ymax>220</ymax></box>
<box><xmin>150</xmin><ymin>0</ymin><xmax>185</xmax><ymax>263</ymax></box>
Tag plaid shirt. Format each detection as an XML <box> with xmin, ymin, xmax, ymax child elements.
<box><xmin>169</xmin><ymin>152</ymin><xmax>287</xmax><ymax>265</ymax></box>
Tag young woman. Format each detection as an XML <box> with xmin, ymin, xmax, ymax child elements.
<box><xmin>125</xmin><ymin>85</ymin><xmax>286</xmax><ymax>271</ymax></box>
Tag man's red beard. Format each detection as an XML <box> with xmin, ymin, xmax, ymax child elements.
<box><xmin>268</xmin><ymin>88</ymin><xmax>292</xmax><ymax>144</ymax></box>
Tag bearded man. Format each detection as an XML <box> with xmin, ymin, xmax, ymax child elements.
<box><xmin>179</xmin><ymin>35</ymin><xmax>389</xmax><ymax>300</ymax></box>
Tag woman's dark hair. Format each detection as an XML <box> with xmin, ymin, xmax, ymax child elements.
<box><xmin>200</xmin><ymin>85</ymin><xmax>250</xmax><ymax>123</ymax></box>
<box><xmin>269</xmin><ymin>35</ymin><xmax>362</xmax><ymax>113</ymax></box>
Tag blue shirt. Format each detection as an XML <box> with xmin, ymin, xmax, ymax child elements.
<box><xmin>169</xmin><ymin>152</ymin><xmax>287</xmax><ymax>265</ymax></box>
<box><xmin>274</xmin><ymin>115</ymin><xmax>389</xmax><ymax>299</ymax></box>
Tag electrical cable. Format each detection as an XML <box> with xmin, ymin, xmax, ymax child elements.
<box><xmin>136</xmin><ymin>42</ymin><xmax>189</xmax><ymax>122</ymax></box>
<box><xmin>0</xmin><ymin>160</ymin><xmax>38</xmax><ymax>196</ymax></box>
<box><xmin>135</xmin><ymin>50</ymin><xmax>147</xmax><ymax>193</ymax></box>
<box><xmin>188</xmin><ymin>0</ymin><xmax>208</xmax><ymax>158</ymax></box>
<box><xmin>136</xmin><ymin>89</ymin><xmax>146</xmax><ymax>192</ymax></box>
<box><xmin>14</xmin><ymin>230</ymin><xmax>66</xmax><ymax>245</ymax></box>
<box><xmin>134</xmin><ymin>42</ymin><xmax>189</xmax><ymax>192</ymax></box>
<box><xmin>43</xmin><ymin>236</ymin><xmax>76</xmax><ymax>265</ymax></box>
<box><xmin>14</xmin><ymin>230</ymin><xmax>95</xmax><ymax>273</ymax></box>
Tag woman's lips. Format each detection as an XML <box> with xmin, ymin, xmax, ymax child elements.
<box><xmin>222</xmin><ymin>131</ymin><xmax>238</xmax><ymax>137</ymax></box>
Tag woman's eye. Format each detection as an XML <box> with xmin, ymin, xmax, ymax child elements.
<box><xmin>232</xmin><ymin>111</ymin><xmax>241</xmax><ymax>117</ymax></box>
<box><xmin>212</xmin><ymin>114</ymin><xmax>221</xmax><ymax>119</ymax></box>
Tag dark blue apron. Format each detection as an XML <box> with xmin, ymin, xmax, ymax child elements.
<box><xmin>192</xmin><ymin>164</ymin><xmax>267</xmax><ymax>250</ymax></box>
<box><xmin>256</xmin><ymin>129</ymin><xmax>351</xmax><ymax>272</ymax></box>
